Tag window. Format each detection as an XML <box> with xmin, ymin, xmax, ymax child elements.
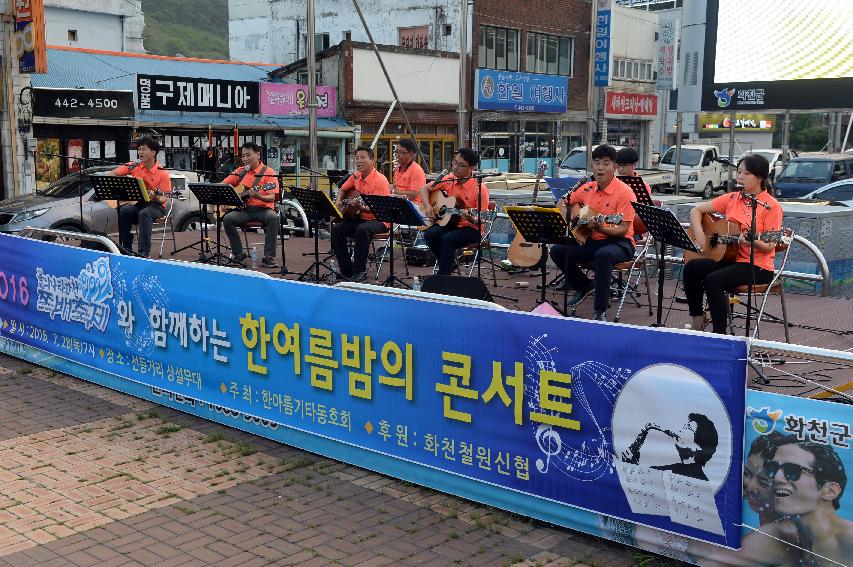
<box><xmin>444</xmin><ymin>24</ymin><xmax>452</xmax><ymax>36</ymax></box>
<box><xmin>817</xmin><ymin>183</ymin><xmax>853</xmax><ymax>202</ymax></box>
<box><xmin>526</xmin><ymin>32</ymin><xmax>573</xmax><ymax>76</ymax></box>
<box><xmin>303</xmin><ymin>33</ymin><xmax>330</xmax><ymax>55</ymax></box>
<box><xmin>478</xmin><ymin>25</ymin><xmax>519</xmax><ymax>71</ymax></box>
<box><xmin>67</xmin><ymin>30</ymin><xmax>77</xmax><ymax>42</ymax></box>
<box><xmin>613</xmin><ymin>58</ymin><xmax>654</xmax><ymax>82</ymax></box>
<box><xmin>342</xmin><ymin>31</ymin><xmax>351</xmax><ymax>41</ymax></box>
<box><xmin>297</xmin><ymin>70</ymin><xmax>322</xmax><ymax>85</ymax></box>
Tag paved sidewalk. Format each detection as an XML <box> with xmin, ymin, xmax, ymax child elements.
<box><xmin>0</xmin><ymin>353</ymin><xmax>684</xmax><ymax>567</ymax></box>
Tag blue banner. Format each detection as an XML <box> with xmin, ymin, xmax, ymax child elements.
<box><xmin>594</xmin><ymin>2</ymin><xmax>612</xmax><ymax>87</ymax></box>
<box><xmin>0</xmin><ymin>234</ymin><xmax>746</xmax><ymax>547</ymax></box>
<box><xmin>475</xmin><ymin>69</ymin><xmax>568</xmax><ymax>113</ymax></box>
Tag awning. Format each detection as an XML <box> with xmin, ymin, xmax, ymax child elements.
<box><xmin>136</xmin><ymin>111</ymin><xmax>353</xmax><ymax>136</ymax></box>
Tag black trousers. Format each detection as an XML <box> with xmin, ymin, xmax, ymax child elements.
<box><xmin>331</xmin><ymin>218</ymin><xmax>386</xmax><ymax>276</ymax></box>
<box><xmin>683</xmin><ymin>258</ymin><xmax>774</xmax><ymax>334</ymax></box>
<box><xmin>423</xmin><ymin>224</ymin><xmax>481</xmax><ymax>275</ymax></box>
<box><xmin>549</xmin><ymin>237</ymin><xmax>634</xmax><ymax>313</ymax></box>
<box><xmin>118</xmin><ymin>201</ymin><xmax>165</xmax><ymax>257</ymax></box>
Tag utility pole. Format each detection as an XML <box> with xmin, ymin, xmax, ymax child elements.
<box><xmin>457</xmin><ymin>0</ymin><xmax>468</xmax><ymax>150</ymax></box>
<box><xmin>306</xmin><ymin>0</ymin><xmax>319</xmax><ymax>190</ymax></box>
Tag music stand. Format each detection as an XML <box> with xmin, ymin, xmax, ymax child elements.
<box><xmin>188</xmin><ymin>183</ymin><xmax>243</xmax><ymax>266</ymax></box>
<box><xmin>91</xmin><ymin>176</ymin><xmax>150</xmax><ymax>255</ymax></box>
<box><xmin>288</xmin><ymin>186</ymin><xmax>344</xmax><ymax>283</ymax></box>
<box><xmin>632</xmin><ymin>202</ymin><xmax>699</xmax><ymax>327</ymax></box>
<box><xmin>505</xmin><ymin>206</ymin><xmax>573</xmax><ymax>310</ymax></box>
<box><xmin>361</xmin><ymin>195</ymin><xmax>425</xmax><ymax>288</ymax></box>
<box><xmin>617</xmin><ymin>175</ymin><xmax>654</xmax><ymax>205</ymax></box>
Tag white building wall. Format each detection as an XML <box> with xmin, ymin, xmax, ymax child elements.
<box><xmin>231</xmin><ymin>0</ymin><xmax>461</xmax><ymax>66</ymax></box>
<box><xmin>351</xmin><ymin>48</ymin><xmax>459</xmax><ymax>104</ymax></box>
<box><xmin>44</xmin><ymin>0</ymin><xmax>144</xmax><ymax>52</ymax></box>
<box><xmin>610</xmin><ymin>5</ymin><xmax>658</xmax><ymax>61</ymax></box>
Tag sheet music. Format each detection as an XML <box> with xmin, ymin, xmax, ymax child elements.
<box><xmin>664</xmin><ymin>472</ymin><xmax>725</xmax><ymax>535</ymax></box>
<box><xmin>617</xmin><ymin>461</ymin><xmax>669</xmax><ymax>516</ymax></box>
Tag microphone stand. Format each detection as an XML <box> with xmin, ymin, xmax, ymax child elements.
<box><xmin>743</xmin><ymin>191</ymin><xmax>759</xmax><ymax>337</ymax></box>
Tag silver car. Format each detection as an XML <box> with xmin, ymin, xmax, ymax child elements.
<box><xmin>0</xmin><ymin>166</ymin><xmax>210</xmax><ymax>236</ymax></box>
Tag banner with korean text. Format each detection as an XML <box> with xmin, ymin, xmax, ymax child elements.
<box><xmin>0</xmin><ymin>234</ymin><xmax>746</xmax><ymax>548</ymax></box>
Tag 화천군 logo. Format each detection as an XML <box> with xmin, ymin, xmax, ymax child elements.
<box><xmin>480</xmin><ymin>75</ymin><xmax>494</xmax><ymax>99</ymax></box>
<box><xmin>714</xmin><ymin>88</ymin><xmax>735</xmax><ymax>108</ymax></box>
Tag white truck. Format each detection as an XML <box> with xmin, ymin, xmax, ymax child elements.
<box><xmin>657</xmin><ymin>144</ymin><xmax>732</xmax><ymax>199</ymax></box>
<box><xmin>556</xmin><ymin>145</ymin><xmax>674</xmax><ymax>193</ymax></box>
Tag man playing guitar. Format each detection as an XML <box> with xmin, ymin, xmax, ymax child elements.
<box><xmin>419</xmin><ymin>148</ymin><xmax>490</xmax><ymax>275</ymax></box>
<box><xmin>222</xmin><ymin>142</ymin><xmax>281</xmax><ymax>268</ymax></box>
<box><xmin>110</xmin><ymin>136</ymin><xmax>172</xmax><ymax>258</ymax></box>
<box><xmin>390</xmin><ymin>138</ymin><xmax>426</xmax><ymax>208</ymax></box>
<box><xmin>550</xmin><ymin>144</ymin><xmax>636</xmax><ymax>321</ymax></box>
<box><xmin>331</xmin><ymin>146</ymin><xmax>391</xmax><ymax>282</ymax></box>
<box><xmin>683</xmin><ymin>153</ymin><xmax>783</xmax><ymax>333</ymax></box>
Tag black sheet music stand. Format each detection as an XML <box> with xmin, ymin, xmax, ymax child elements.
<box><xmin>361</xmin><ymin>194</ymin><xmax>425</xmax><ymax>288</ymax></box>
<box><xmin>91</xmin><ymin>176</ymin><xmax>150</xmax><ymax>255</ymax></box>
<box><xmin>505</xmin><ymin>206</ymin><xmax>573</xmax><ymax>311</ymax></box>
<box><xmin>188</xmin><ymin>183</ymin><xmax>243</xmax><ymax>266</ymax></box>
<box><xmin>288</xmin><ymin>186</ymin><xmax>344</xmax><ymax>283</ymax></box>
<box><xmin>632</xmin><ymin>202</ymin><xmax>699</xmax><ymax>327</ymax></box>
<box><xmin>618</xmin><ymin>175</ymin><xmax>654</xmax><ymax>205</ymax></box>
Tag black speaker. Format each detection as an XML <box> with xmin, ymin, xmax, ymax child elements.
<box><xmin>421</xmin><ymin>275</ymin><xmax>493</xmax><ymax>302</ymax></box>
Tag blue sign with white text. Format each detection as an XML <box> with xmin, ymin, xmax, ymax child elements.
<box><xmin>475</xmin><ymin>69</ymin><xmax>568</xmax><ymax>113</ymax></box>
<box><xmin>594</xmin><ymin>7</ymin><xmax>612</xmax><ymax>86</ymax></box>
<box><xmin>0</xmin><ymin>234</ymin><xmax>747</xmax><ymax>548</ymax></box>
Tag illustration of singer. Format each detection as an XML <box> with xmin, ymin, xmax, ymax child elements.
<box><xmin>621</xmin><ymin>413</ymin><xmax>719</xmax><ymax>481</ymax></box>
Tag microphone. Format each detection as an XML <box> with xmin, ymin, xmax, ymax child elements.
<box><xmin>431</xmin><ymin>169</ymin><xmax>450</xmax><ymax>187</ymax></box>
<box><xmin>126</xmin><ymin>160</ymin><xmax>141</xmax><ymax>171</ymax></box>
<box><xmin>570</xmin><ymin>173</ymin><xmax>592</xmax><ymax>193</ymax></box>
<box><xmin>713</xmin><ymin>156</ymin><xmax>733</xmax><ymax>167</ymax></box>
<box><xmin>740</xmin><ymin>189</ymin><xmax>772</xmax><ymax>210</ymax></box>
<box><xmin>336</xmin><ymin>171</ymin><xmax>354</xmax><ymax>188</ymax></box>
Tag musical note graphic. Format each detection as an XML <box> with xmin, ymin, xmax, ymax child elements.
<box><xmin>524</xmin><ymin>333</ymin><xmax>632</xmax><ymax>482</ymax></box>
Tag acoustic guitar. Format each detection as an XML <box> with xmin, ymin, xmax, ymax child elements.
<box><xmin>569</xmin><ymin>205</ymin><xmax>624</xmax><ymax>245</ymax></box>
<box><xmin>427</xmin><ymin>190</ymin><xmax>480</xmax><ymax>227</ymax></box>
<box><xmin>506</xmin><ymin>161</ymin><xmax>549</xmax><ymax>268</ymax></box>
<box><xmin>683</xmin><ymin>214</ymin><xmax>788</xmax><ymax>264</ymax></box>
<box><xmin>339</xmin><ymin>188</ymin><xmax>364</xmax><ymax>219</ymax></box>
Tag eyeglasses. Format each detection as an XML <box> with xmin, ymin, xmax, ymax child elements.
<box><xmin>394</xmin><ymin>149</ymin><xmax>410</xmax><ymax>155</ymax></box>
<box><xmin>451</xmin><ymin>160</ymin><xmax>471</xmax><ymax>168</ymax></box>
<box><xmin>764</xmin><ymin>460</ymin><xmax>815</xmax><ymax>482</ymax></box>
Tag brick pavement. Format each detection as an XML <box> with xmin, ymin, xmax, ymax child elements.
<box><xmin>0</xmin><ymin>354</ymin><xmax>686</xmax><ymax>566</ymax></box>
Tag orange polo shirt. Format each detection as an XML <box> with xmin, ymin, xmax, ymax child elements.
<box><xmin>222</xmin><ymin>162</ymin><xmax>280</xmax><ymax>210</ymax></box>
<box><xmin>429</xmin><ymin>174</ymin><xmax>490</xmax><ymax>230</ymax></box>
<box><xmin>393</xmin><ymin>161</ymin><xmax>427</xmax><ymax>204</ymax></box>
<box><xmin>569</xmin><ymin>176</ymin><xmax>636</xmax><ymax>241</ymax></box>
<box><xmin>114</xmin><ymin>161</ymin><xmax>172</xmax><ymax>200</ymax></box>
<box><xmin>711</xmin><ymin>190</ymin><xmax>783</xmax><ymax>272</ymax></box>
<box><xmin>340</xmin><ymin>167</ymin><xmax>391</xmax><ymax>222</ymax></box>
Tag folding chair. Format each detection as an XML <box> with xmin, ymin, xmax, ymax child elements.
<box><xmin>727</xmin><ymin>228</ymin><xmax>794</xmax><ymax>342</ymax></box>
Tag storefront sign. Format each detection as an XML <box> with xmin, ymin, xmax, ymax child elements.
<box><xmin>399</xmin><ymin>26</ymin><xmax>429</xmax><ymax>50</ymax></box>
<box><xmin>14</xmin><ymin>0</ymin><xmax>47</xmax><ymax>74</ymax></box>
<box><xmin>656</xmin><ymin>14</ymin><xmax>679</xmax><ymax>91</ymax></box>
<box><xmin>475</xmin><ymin>69</ymin><xmax>568</xmax><ymax>113</ymax></box>
<box><xmin>259</xmin><ymin>83</ymin><xmax>336</xmax><ymax>118</ymax></box>
<box><xmin>33</xmin><ymin>89</ymin><xmax>134</xmax><ymax>119</ymax></box>
<box><xmin>698</xmin><ymin>113</ymin><xmax>775</xmax><ymax>133</ymax></box>
<box><xmin>593</xmin><ymin>0</ymin><xmax>612</xmax><ymax>87</ymax></box>
<box><xmin>136</xmin><ymin>75</ymin><xmax>260</xmax><ymax>114</ymax></box>
<box><xmin>604</xmin><ymin>92</ymin><xmax>658</xmax><ymax>118</ymax></box>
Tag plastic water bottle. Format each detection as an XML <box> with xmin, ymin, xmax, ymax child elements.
<box><xmin>412</xmin><ymin>276</ymin><xmax>421</xmax><ymax>292</ymax></box>
<box><xmin>250</xmin><ymin>246</ymin><xmax>259</xmax><ymax>269</ymax></box>
<box><xmin>328</xmin><ymin>259</ymin><xmax>337</xmax><ymax>284</ymax></box>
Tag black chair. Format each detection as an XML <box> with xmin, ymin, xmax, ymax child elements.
<box><xmin>421</xmin><ymin>275</ymin><xmax>493</xmax><ymax>302</ymax></box>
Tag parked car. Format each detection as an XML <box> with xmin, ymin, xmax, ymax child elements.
<box><xmin>773</xmin><ymin>154</ymin><xmax>853</xmax><ymax>198</ymax></box>
<box><xmin>796</xmin><ymin>178</ymin><xmax>853</xmax><ymax>207</ymax></box>
<box><xmin>657</xmin><ymin>144</ymin><xmax>731</xmax><ymax>199</ymax></box>
<box><xmin>556</xmin><ymin>145</ymin><xmax>625</xmax><ymax>176</ymax></box>
<box><xmin>738</xmin><ymin>149</ymin><xmax>794</xmax><ymax>182</ymax></box>
<box><xmin>0</xmin><ymin>166</ymin><xmax>210</xmax><ymax>236</ymax></box>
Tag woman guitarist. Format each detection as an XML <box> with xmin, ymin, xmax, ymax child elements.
<box><xmin>684</xmin><ymin>154</ymin><xmax>783</xmax><ymax>333</ymax></box>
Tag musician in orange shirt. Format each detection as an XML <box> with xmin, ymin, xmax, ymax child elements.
<box><xmin>331</xmin><ymin>146</ymin><xmax>391</xmax><ymax>282</ymax></box>
<box><xmin>549</xmin><ymin>144</ymin><xmax>636</xmax><ymax>321</ymax></box>
<box><xmin>390</xmin><ymin>139</ymin><xmax>426</xmax><ymax>207</ymax></box>
<box><xmin>684</xmin><ymin>153</ymin><xmax>783</xmax><ymax>333</ymax></box>
<box><xmin>111</xmin><ymin>136</ymin><xmax>172</xmax><ymax>258</ymax></box>
<box><xmin>221</xmin><ymin>142</ymin><xmax>281</xmax><ymax>268</ymax></box>
<box><xmin>419</xmin><ymin>148</ymin><xmax>490</xmax><ymax>275</ymax></box>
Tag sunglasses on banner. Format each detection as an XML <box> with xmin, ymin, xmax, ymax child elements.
<box><xmin>763</xmin><ymin>460</ymin><xmax>815</xmax><ymax>482</ymax></box>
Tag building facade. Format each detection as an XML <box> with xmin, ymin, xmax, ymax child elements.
<box><xmin>44</xmin><ymin>0</ymin><xmax>144</xmax><ymax>53</ymax></box>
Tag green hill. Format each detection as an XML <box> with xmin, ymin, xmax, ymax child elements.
<box><xmin>141</xmin><ymin>0</ymin><xmax>229</xmax><ymax>60</ymax></box>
